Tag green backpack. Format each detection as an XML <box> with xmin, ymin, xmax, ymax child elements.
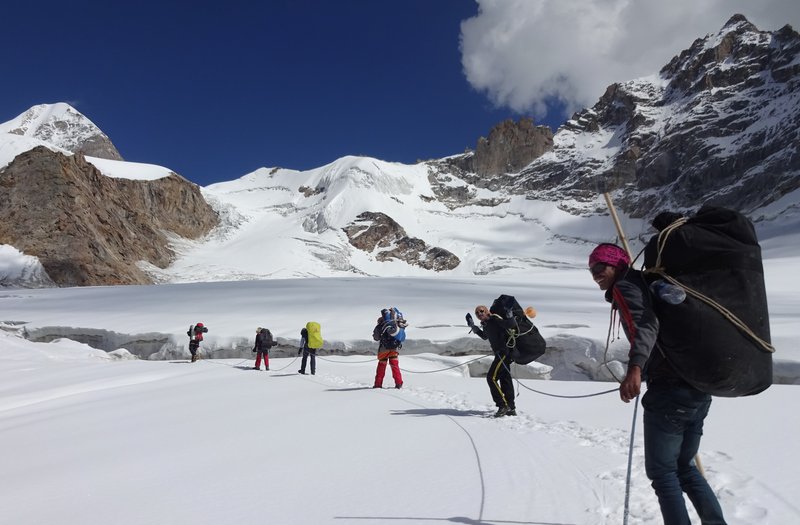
<box><xmin>306</xmin><ymin>321</ymin><xmax>323</xmax><ymax>349</ymax></box>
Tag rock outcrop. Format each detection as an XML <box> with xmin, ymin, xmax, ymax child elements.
<box><xmin>0</xmin><ymin>147</ymin><xmax>218</xmax><ymax>286</ymax></box>
<box><xmin>343</xmin><ymin>212</ymin><xmax>460</xmax><ymax>271</ymax></box>
<box><xmin>474</xmin><ymin>118</ymin><xmax>554</xmax><ymax>176</ymax></box>
<box><xmin>451</xmin><ymin>118</ymin><xmax>553</xmax><ymax>177</ymax></box>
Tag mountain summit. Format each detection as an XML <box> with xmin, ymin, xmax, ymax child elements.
<box><xmin>0</xmin><ymin>103</ymin><xmax>123</xmax><ymax>161</ymax></box>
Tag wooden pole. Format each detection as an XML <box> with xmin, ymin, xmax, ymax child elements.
<box><xmin>603</xmin><ymin>192</ymin><xmax>633</xmax><ymax>258</ymax></box>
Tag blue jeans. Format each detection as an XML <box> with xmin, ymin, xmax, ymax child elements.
<box><xmin>642</xmin><ymin>385</ymin><xmax>726</xmax><ymax>525</ymax></box>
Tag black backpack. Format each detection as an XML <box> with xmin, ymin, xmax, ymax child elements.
<box><xmin>643</xmin><ymin>206</ymin><xmax>773</xmax><ymax>397</ymax></box>
<box><xmin>258</xmin><ymin>328</ymin><xmax>277</xmax><ymax>349</ymax></box>
<box><xmin>489</xmin><ymin>295</ymin><xmax>546</xmax><ymax>365</ymax></box>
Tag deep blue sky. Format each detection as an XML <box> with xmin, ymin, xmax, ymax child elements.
<box><xmin>1</xmin><ymin>0</ymin><xmax>566</xmax><ymax>186</ymax></box>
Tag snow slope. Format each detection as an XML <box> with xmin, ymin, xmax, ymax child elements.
<box><xmin>144</xmin><ymin>156</ymin><xmax>651</xmax><ymax>282</ymax></box>
<box><xmin>0</xmin><ymin>328</ymin><xmax>797</xmax><ymax>525</ymax></box>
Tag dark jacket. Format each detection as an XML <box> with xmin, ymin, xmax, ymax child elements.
<box><xmin>373</xmin><ymin>320</ymin><xmax>401</xmax><ymax>350</ymax></box>
<box><xmin>300</xmin><ymin>328</ymin><xmax>309</xmax><ymax>351</ymax></box>
<box><xmin>253</xmin><ymin>329</ymin><xmax>274</xmax><ymax>353</ymax></box>
<box><xmin>472</xmin><ymin>315</ymin><xmax>516</xmax><ymax>355</ymax></box>
<box><xmin>606</xmin><ymin>268</ymin><xmax>682</xmax><ymax>385</ymax></box>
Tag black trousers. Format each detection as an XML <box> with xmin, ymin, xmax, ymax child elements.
<box><xmin>301</xmin><ymin>348</ymin><xmax>317</xmax><ymax>374</ymax></box>
<box><xmin>487</xmin><ymin>353</ymin><xmax>514</xmax><ymax>409</ymax></box>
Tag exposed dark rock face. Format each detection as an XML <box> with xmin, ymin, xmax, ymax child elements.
<box><xmin>0</xmin><ymin>147</ymin><xmax>218</xmax><ymax>286</ymax></box>
<box><xmin>474</xmin><ymin>118</ymin><xmax>554</xmax><ymax>176</ymax></box>
<box><xmin>447</xmin><ymin>16</ymin><xmax>800</xmax><ymax>219</ymax></box>
<box><xmin>343</xmin><ymin>211</ymin><xmax>460</xmax><ymax>271</ymax></box>
<box><xmin>451</xmin><ymin>118</ymin><xmax>553</xmax><ymax>177</ymax></box>
<box><xmin>425</xmin><ymin>162</ymin><xmax>510</xmax><ymax>210</ymax></box>
<box><xmin>298</xmin><ymin>185</ymin><xmax>324</xmax><ymax>197</ymax></box>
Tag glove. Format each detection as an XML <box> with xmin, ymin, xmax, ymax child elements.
<box><xmin>465</xmin><ymin>313</ymin><xmax>474</xmax><ymax>327</ymax></box>
<box><xmin>252</xmin><ymin>347</ymin><xmax>256</xmax><ymax>353</ymax></box>
<box><xmin>297</xmin><ymin>348</ymin><xmax>302</xmax><ymax>355</ymax></box>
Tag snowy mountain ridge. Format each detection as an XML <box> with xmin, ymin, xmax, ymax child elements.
<box><xmin>0</xmin><ymin>15</ymin><xmax>798</xmax><ymax>286</ymax></box>
<box><xmin>503</xmin><ymin>15</ymin><xmax>800</xmax><ymax>218</ymax></box>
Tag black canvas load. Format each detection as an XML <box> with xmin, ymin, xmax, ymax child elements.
<box><xmin>643</xmin><ymin>206</ymin><xmax>774</xmax><ymax>397</ymax></box>
<box><xmin>489</xmin><ymin>294</ymin><xmax>546</xmax><ymax>365</ymax></box>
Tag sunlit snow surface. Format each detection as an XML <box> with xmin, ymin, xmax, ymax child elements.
<box><xmin>1</xmin><ymin>268</ymin><xmax>799</xmax><ymax>524</ymax></box>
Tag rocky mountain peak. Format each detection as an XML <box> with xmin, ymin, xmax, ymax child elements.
<box><xmin>0</xmin><ymin>103</ymin><xmax>123</xmax><ymax>160</ymax></box>
<box><xmin>508</xmin><ymin>15</ymin><xmax>800</xmax><ymax>219</ymax></box>
<box><xmin>660</xmin><ymin>14</ymin><xmax>796</xmax><ymax>96</ymax></box>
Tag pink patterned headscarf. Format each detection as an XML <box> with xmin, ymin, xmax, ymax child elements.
<box><xmin>589</xmin><ymin>243</ymin><xmax>631</xmax><ymax>269</ymax></box>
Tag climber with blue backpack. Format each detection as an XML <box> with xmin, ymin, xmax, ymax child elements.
<box><xmin>372</xmin><ymin>307</ymin><xmax>407</xmax><ymax>389</ymax></box>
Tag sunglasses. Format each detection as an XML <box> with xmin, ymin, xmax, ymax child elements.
<box><xmin>475</xmin><ymin>309</ymin><xmax>489</xmax><ymax>318</ymax></box>
<box><xmin>589</xmin><ymin>263</ymin><xmax>609</xmax><ymax>276</ymax></box>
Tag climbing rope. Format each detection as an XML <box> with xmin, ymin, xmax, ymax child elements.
<box><xmin>318</xmin><ymin>355</ymin><xmax>376</xmax><ymax>364</ymax></box>
<box><xmin>268</xmin><ymin>355</ymin><xmax>301</xmax><ymax>371</ymax></box>
<box><xmin>513</xmin><ymin>379</ymin><xmax>619</xmax><ymax>399</ymax></box>
<box><xmin>399</xmin><ymin>354</ymin><xmax>491</xmax><ymax>374</ymax></box>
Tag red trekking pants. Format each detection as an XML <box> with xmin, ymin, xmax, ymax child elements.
<box><xmin>374</xmin><ymin>351</ymin><xmax>402</xmax><ymax>388</ymax></box>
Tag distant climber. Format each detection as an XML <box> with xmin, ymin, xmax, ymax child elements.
<box><xmin>298</xmin><ymin>322</ymin><xmax>323</xmax><ymax>375</ymax></box>
<box><xmin>253</xmin><ymin>327</ymin><xmax>275</xmax><ymax>371</ymax></box>
<box><xmin>372</xmin><ymin>308</ymin><xmax>407</xmax><ymax>389</ymax></box>
<box><xmin>187</xmin><ymin>322</ymin><xmax>208</xmax><ymax>363</ymax></box>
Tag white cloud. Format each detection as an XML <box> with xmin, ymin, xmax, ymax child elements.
<box><xmin>460</xmin><ymin>0</ymin><xmax>800</xmax><ymax>119</ymax></box>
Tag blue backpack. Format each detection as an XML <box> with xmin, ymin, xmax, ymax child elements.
<box><xmin>382</xmin><ymin>307</ymin><xmax>408</xmax><ymax>345</ymax></box>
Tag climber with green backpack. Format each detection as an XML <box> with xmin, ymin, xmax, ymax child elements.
<box><xmin>298</xmin><ymin>321</ymin><xmax>323</xmax><ymax>375</ymax></box>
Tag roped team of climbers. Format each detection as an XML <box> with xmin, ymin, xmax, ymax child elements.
<box><xmin>181</xmin><ymin>206</ymin><xmax>773</xmax><ymax>525</ymax></box>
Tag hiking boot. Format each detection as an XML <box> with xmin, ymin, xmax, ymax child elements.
<box><xmin>395</xmin><ymin>383</ymin><xmax>403</xmax><ymax>389</ymax></box>
<box><xmin>506</xmin><ymin>408</ymin><xmax>517</xmax><ymax>416</ymax></box>
<box><xmin>372</xmin><ymin>385</ymin><xmax>381</xmax><ymax>389</ymax></box>
<box><xmin>264</xmin><ymin>367</ymin><xmax>269</xmax><ymax>371</ymax></box>
<box><xmin>252</xmin><ymin>367</ymin><xmax>260</xmax><ymax>370</ymax></box>
<box><xmin>298</xmin><ymin>370</ymin><xmax>305</xmax><ymax>374</ymax></box>
<box><xmin>493</xmin><ymin>407</ymin><xmax>510</xmax><ymax>418</ymax></box>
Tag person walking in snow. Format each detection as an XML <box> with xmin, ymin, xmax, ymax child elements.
<box><xmin>588</xmin><ymin>242</ymin><xmax>727</xmax><ymax>525</ymax></box>
<box><xmin>252</xmin><ymin>327</ymin><xmax>274</xmax><ymax>371</ymax></box>
<box><xmin>467</xmin><ymin>305</ymin><xmax>517</xmax><ymax>417</ymax></box>
<box><xmin>187</xmin><ymin>322</ymin><xmax>207</xmax><ymax>363</ymax></box>
<box><xmin>372</xmin><ymin>309</ymin><xmax>405</xmax><ymax>389</ymax></box>
<box><xmin>297</xmin><ymin>323</ymin><xmax>321</xmax><ymax>375</ymax></box>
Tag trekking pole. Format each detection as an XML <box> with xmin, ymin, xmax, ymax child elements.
<box><xmin>622</xmin><ymin>394</ymin><xmax>639</xmax><ymax>525</ymax></box>
<box><xmin>602</xmin><ymin>192</ymin><xmax>706</xmax><ymax>479</ymax></box>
